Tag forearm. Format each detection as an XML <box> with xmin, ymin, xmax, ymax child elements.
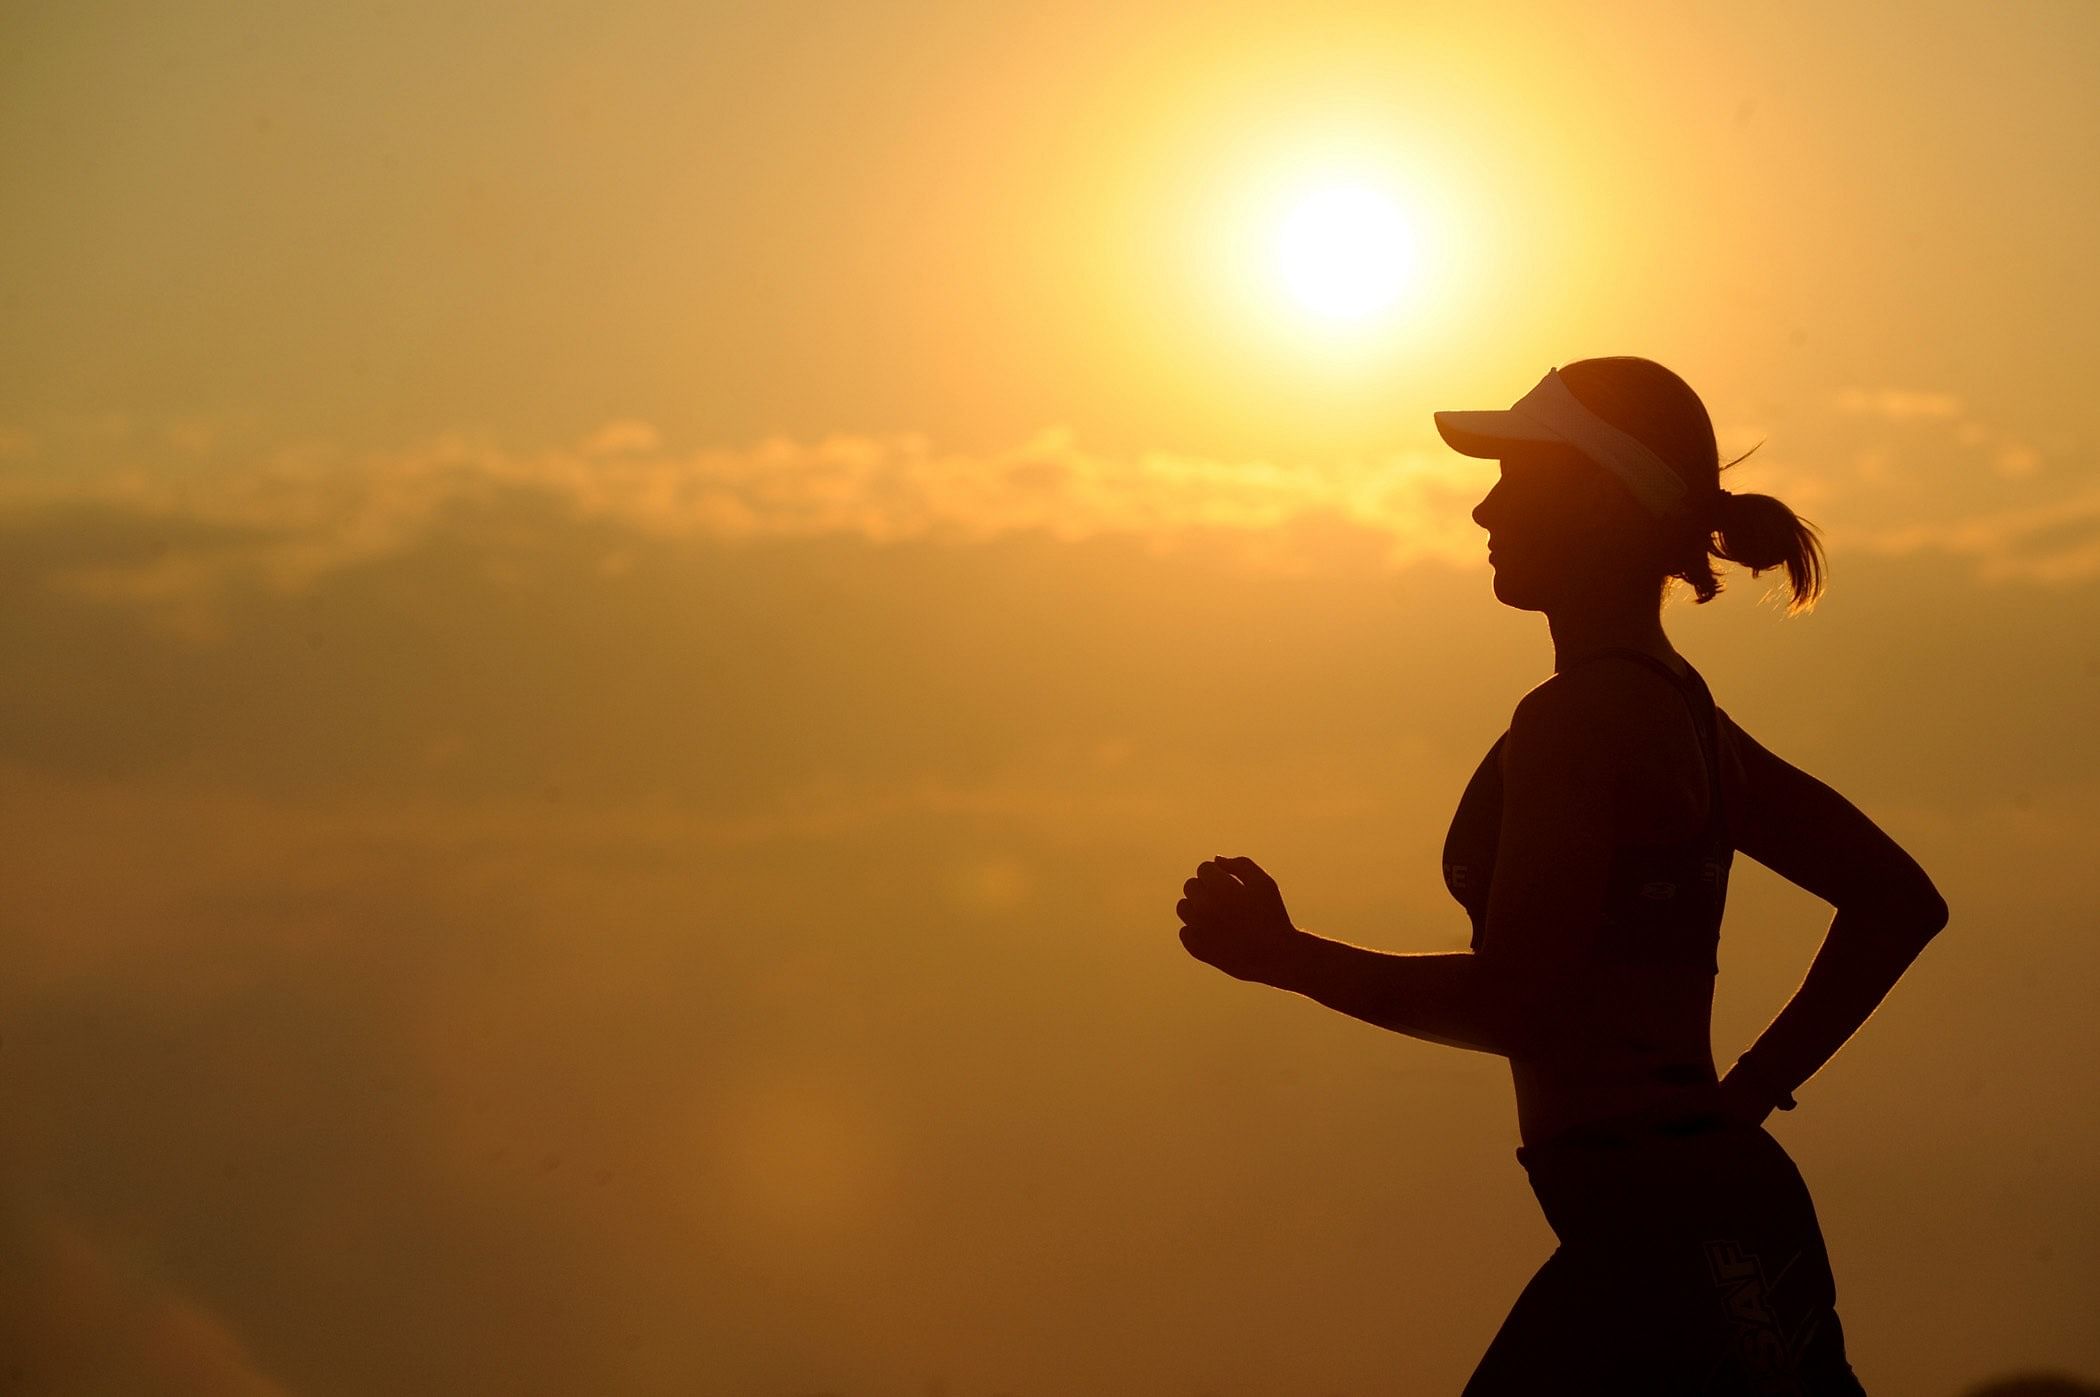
<box><xmin>1254</xmin><ymin>930</ymin><xmax>1533</xmax><ymax>1058</ymax></box>
<box><xmin>1727</xmin><ymin>897</ymin><xmax>1948</xmax><ymax>1108</ymax></box>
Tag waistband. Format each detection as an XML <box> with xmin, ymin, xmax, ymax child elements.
<box><xmin>1512</xmin><ymin>1115</ymin><xmax>1808</xmax><ymax>1255</ymax></box>
<box><xmin>1515</xmin><ymin>1108</ymin><xmax>1735</xmax><ymax>1168</ymax></box>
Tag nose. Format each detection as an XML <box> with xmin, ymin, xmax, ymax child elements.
<box><xmin>1471</xmin><ymin>481</ymin><xmax>1500</xmax><ymax>533</ymax></box>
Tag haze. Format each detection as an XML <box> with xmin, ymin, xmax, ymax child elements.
<box><xmin>2</xmin><ymin>2</ymin><xmax>2096</xmax><ymax>1393</ymax></box>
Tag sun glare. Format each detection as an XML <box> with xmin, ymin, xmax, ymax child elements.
<box><xmin>1274</xmin><ymin>183</ymin><xmax>1418</xmax><ymax>324</ymax></box>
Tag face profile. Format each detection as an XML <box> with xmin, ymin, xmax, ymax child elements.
<box><xmin>1438</xmin><ymin>357</ymin><xmax>1830</xmax><ymax>618</ymax></box>
<box><xmin>1470</xmin><ymin>442</ymin><xmax>1656</xmax><ymax>615</ymax></box>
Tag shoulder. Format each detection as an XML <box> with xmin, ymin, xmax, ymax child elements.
<box><xmin>1509</xmin><ymin>660</ymin><xmax>1664</xmax><ymax>749</ymax></box>
<box><xmin>1502</xmin><ymin>669</ymin><xmax>1638</xmax><ymax>788</ymax></box>
<box><xmin>1712</xmin><ymin>704</ymin><xmax>1757</xmax><ymax>814</ymax></box>
<box><xmin>1715</xmin><ymin>705</ymin><xmax>1747</xmax><ymax>766</ymax></box>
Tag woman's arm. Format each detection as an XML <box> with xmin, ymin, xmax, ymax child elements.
<box><xmin>1719</xmin><ymin>713</ymin><xmax>1952</xmax><ymax>1108</ymax></box>
<box><xmin>1239</xmin><ymin>676</ymin><xmax>1629</xmax><ymax>1061</ymax></box>
<box><xmin>1724</xmin><ymin>898</ymin><xmax>1948</xmax><ymax>1109</ymax></box>
<box><xmin>1178</xmin><ymin>859</ymin><xmax>1567</xmax><ymax>1060</ymax></box>
<box><xmin>1249</xmin><ymin>934</ymin><xmax>1533</xmax><ymax>1058</ymax></box>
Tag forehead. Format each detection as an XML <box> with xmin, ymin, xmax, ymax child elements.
<box><xmin>1489</xmin><ymin>444</ymin><xmax>1618</xmax><ymax>504</ymax></box>
<box><xmin>1495</xmin><ymin>441</ymin><xmax>1592</xmax><ymax>473</ymax></box>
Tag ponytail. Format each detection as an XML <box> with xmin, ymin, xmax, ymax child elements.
<box><xmin>1548</xmin><ymin>358</ymin><xmax>1829</xmax><ymax>614</ymax></box>
<box><xmin>1671</xmin><ymin>445</ymin><xmax>1828</xmax><ymax>615</ymax></box>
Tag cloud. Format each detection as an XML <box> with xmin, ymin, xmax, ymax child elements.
<box><xmin>1832</xmin><ymin>387</ymin><xmax>1966</xmax><ymax>419</ymax></box>
<box><xmin>1850</xmin><ymin>482</ymin><xmax>2100</xmax><ymax>582</ymax></box>
<box><xmin>1994</xmin><ymin>441</ymin><xmax>2044</xmax><ymax>479</ymax></box>
<box><xmin>1791</xmin><ymin>387</ymin><xmax>2100</xmax><ymax>577</ymax></box>
<box><xmin>0</xmin><ymin>421</ymin><xmax>1484</xmax><ymax>598</ymax></box>
<box><xmin>579</xmin><ymin>419</ymin><xmax>663</xmax><ymax>455</ymax></box>
<box><xmin>7</xmin><ymin>406</ymin><xmax>2099</xmax><ymax>654</ymax></box>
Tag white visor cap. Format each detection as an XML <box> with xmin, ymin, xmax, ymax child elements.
<box><xmin>1435</xmin><ymin>367</ymin><xmax>1692</xmax><ymax>519</ymax></box>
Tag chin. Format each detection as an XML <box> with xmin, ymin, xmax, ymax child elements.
<box><xmin>1491</xmin><ymin>572</ymin><xmax>1550</xmax><ymax>613</ymax></box>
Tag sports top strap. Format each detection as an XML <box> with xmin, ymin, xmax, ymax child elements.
<box><xmin>1560</xmin><ymin>647</ymin><xmax>1726</xmax><ymax>840</ymax></box>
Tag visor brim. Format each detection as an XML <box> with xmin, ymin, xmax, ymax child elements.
<box><xmin>1433</xmin><ymin>409</ymin><xmax>1562</xmax><ymax>459</ymax></box>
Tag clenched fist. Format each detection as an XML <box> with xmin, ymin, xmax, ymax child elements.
<box><xmin>1176</xmin><ymin>855</ymin><xmax>1304</xmax><ymax>984</ymax></box>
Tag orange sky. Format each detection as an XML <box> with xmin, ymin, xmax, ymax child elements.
<box><xmin>3</xmin><ymin>3</ymin><xmax>2097</xmax><ymax>1393</ymax></box>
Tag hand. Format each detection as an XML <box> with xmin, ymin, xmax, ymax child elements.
<box><xmin>1709</xmin><ymin>1071</ymin><xmax>1780</xmax><ymax>1131</ymax></box>
<box><xmin>1176</xmin><ymin>855</ymin><xmax>1302</xmax><ymax>984</ymax></box>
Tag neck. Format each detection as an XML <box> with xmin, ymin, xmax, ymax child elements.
<box><xmin>1546</xmin><ymin>591</ymin><xmax>1675</xmax><ymax>675</ymax></box>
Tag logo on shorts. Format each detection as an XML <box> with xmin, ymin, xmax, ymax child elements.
<box><xmin>1703</xmin><ymin>1238</ymin><xmax>1800</xmax><ymax>1392</ymax></box>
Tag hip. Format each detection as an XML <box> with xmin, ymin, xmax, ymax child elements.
<box><xmin>1515</xmin><ymin>1115</ymin><xmax>1827</xmax><ymax>1258</ymax></box>
<box><xmin>1496</xmin><ymin>1122</ymin><xmax>1862</xmax><ymax>1393</ymax></box>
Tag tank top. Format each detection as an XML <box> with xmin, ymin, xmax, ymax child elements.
<box><xmin>1441</xmin><ymin>648</ymin><xmax>1733</xmax><ymax>975</ymax></box>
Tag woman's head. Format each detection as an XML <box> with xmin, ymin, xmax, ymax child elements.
<box><xmin>1465</xmin><ymin>356</ymin><xmax>1827</xmax><ymax>616</ymax></box>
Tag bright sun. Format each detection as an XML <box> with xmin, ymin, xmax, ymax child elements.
<box><xmin>1274</xmin><ymin>183</ymin><xmax>1418</xmax><ymax>324</ymax></box>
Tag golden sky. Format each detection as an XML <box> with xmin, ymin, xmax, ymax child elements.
<box><xmin>3</xmin><ymin>2</ymin><xmax>2097</xmax><ymax>1393</ymax></box>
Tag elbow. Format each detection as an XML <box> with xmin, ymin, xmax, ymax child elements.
<box><xmin>1904</xmin><ymin>872</ymin><xmax>1951</xmax><ymax>940</ymax></box>
<box><xmin>1846</xmin><ymin>877</ymin><xmax>1949</xmax><ymax>945</ymax></box>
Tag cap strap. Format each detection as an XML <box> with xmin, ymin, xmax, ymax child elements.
<box><xmin>1507</xmin><ymin>368</ymin><xmax>1692</xmax><ymax>518</ymax></box>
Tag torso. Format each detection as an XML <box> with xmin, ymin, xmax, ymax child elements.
<box><xmin>1508</xmin><ymin>964</ymin><xmax>1720</xmax><ymax>1148</ymax></box>
<box><xmin>1441</xmin><ymin>647</ymin><xmax>1746</xmax><ymax>1149</ymax></box>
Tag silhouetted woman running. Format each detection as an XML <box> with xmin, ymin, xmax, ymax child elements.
<box><xmin>1175</xmin><ymin>357</ymin><xmax>1949</xmax><ymax>1394</ymax></box>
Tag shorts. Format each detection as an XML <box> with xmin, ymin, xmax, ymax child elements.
<box><xmin>1462</xmin><ymin>1116</ymin><xmax>1868</xmax><ymax>1395</ymax></box>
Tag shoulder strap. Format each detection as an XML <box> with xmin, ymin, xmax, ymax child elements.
<box><xmin>1560</xmin><ymin>647</ymin><xmax>1725</xmax><ymax>839</ymax></box>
